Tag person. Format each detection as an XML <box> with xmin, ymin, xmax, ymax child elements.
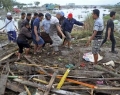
<box><xmin>49</xmin><ymin>13</ymin><xmax>65</xmax><ymax>54</ymax></box>
<box><xmin>59</xmin><ymin>11</ymin><xmax>66</xmax><ymax>26</ymax></box>
<box><xmin>18</xmin><ymin>12</ymin><xmax>26</xmax><ymax>31</ymax></box>
<box><xmin>62</xmin><ymin>13</ymin><xmax>84</xmax><ymax>49</ymax></box>
<box><xmin>21</xmin><ymin>13</ymin><xmax>32</xmax><ymax>30</ymax></box>
<box><xmin>32</xmin><ymin>13</ymin><xmax>45</xmax><ymax>54</ymax></box>
<box><xmin>101</xmin><ymin>11</ymin><xmax>118</xmax><ymax>54</ymax></box>
<box><xmin>31</xmin><ymin>12</ymin><xmax>38</xmax><ymax>30</ymax></box>
<box><xmin>5</xmin><ymin>12</ymin><xmax>18</xmax><ymax>43</ymax></box>
<box><xmin>17</xmin><ymin>22</ymin><xmax>32</xmax><ymax>60</ymax></box>
<box><xmin>41</xmin><ymin>13</ymin><xmax>52</xmax><ymax>47</ymax></box>
<box><xmin>86</xmin><ymin>9</ymin><xmax>104</xmax><ymax>64</ymax></box>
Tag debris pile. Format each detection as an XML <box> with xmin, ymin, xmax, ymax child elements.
<box><xmin>0</xmin><ymin>44</ymin><xmax>120</xmax><ymax>95</ymax></box>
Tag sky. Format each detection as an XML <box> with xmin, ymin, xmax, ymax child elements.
<box><xmin>16</xmin><ymin>0</ymin><xmax>119</xmax><ymax>5</ymax></box>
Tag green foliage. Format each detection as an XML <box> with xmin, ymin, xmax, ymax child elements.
<box><xmin>34</xmin><ymin>1</ymin><xmax>40</xmax><ymax>7</ymax></box>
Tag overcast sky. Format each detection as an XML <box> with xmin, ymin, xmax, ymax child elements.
<box><xmin>16</xmin><ymin>0</ymin><xmax>118</xmax><ymax>5</ymax></box>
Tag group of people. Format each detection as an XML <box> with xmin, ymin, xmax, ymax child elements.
<box><xmin>4</xmin><ymin>9</ymin><xmax>117</xmax><ymax>64</ymax></box>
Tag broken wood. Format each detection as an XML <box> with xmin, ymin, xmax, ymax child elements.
<box><xmin>24</xmin><ymin>85</ymin><xmax>31</xmax><ymax>95</ymax></box>
<box><xmin>33</xmin><ymin>78</ymin><xmax>48</xmax><ymax>85</ymax></box>
<box><xmin>14</xmin><ymin>79</ymin><xmax>46</xmax><ymax>91</ymax></box>
<box><xmin>6</xmin><ymin>81</ymin><xmax>25</xmax><ymax>93</ymax></box>
<box><xmin>0</xmin><ymin>75</ymin><xmax>8</xmax><ymax>95</ymax></box>
<box><xmin>44</xmin><ymin>70</ymin><xmax>58</xmax><ymax>95</ymax></box>
<box><xmin>51</xmin><ymin>89</ymin><xmax>81</xmax><ymax>95</ymax></box>
<box><xmin>57</xmin><ymin>76</ymin><xmax>97</xmax><ymax>89</ymax></box>
<box><xmin>24</xmin><ymin>56</ymin><xmax>49</xmax><ymax>75</ymax></box>
<box><xmin>94</xmin><ymin>65</ymin><xmax>120</xmax><ymax>77</ymax></box>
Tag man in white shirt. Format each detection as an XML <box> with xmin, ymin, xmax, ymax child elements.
<box><xmin>5</xmin><ymin>12</ymin><xmax>17</xmax><ymax>43</ymax></box>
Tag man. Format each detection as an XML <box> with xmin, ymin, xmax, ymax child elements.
<box><xmin>18</xmin><ymin>12</ymin><xmax>26</xmax><ymax>31</ymax></box>
<box><xmin>62</xmin><ymin>13</ymin><xmax>84</xmax><ymax>49</ymax></box>
<box><xmin>5</xmin><ymin>12</ymin><xmax>17</xmax><ymax>43</ymax></box>
<box><xmin>59</xmin><ymin>11</ymin><xmax>66</xmax><ymax>26</ymax></box>
<box><xmin>49</xmin><ymin>13</ymin><xmax>65</xmax><ymax>54</ymax></box>
<box><xmin>41</xmin><ymin>13</ymin><xmax>52</xmax><ymax>47</ymax></box>
<box><xmin>101</xmin><ymin>11</ymin><xmax>117</xmax><ymax>54</ymax></box>
<box><xmin>86</xmin><ymin>9</ymin><xmax>104</xmax><ymax>64</ymax></box>
<box><xmin>31</xmin><ymin>12</ymin><xmax>38</xmax><ymax>30</ymax></box>
<box><xmin>17</xmin><ymin>22</ymin><xmax>32</xmax><ymax>60</ymax></box>
<box><xmin>32</xmin><ymin>13</ymin><xmax>44</xmax><ymax>54</ymax></box>
<box><xmin>21</xmin><ymin>13</ymin><xmax>32</xmax><ymax>30</ymax></box>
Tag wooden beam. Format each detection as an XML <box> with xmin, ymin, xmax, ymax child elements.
<box><xmin>44</xmin><ymin>70</ymin><xmax>58</xmax><ymax>95</ymax></box>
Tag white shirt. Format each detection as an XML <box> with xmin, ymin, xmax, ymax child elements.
<box><xmin>5</xmin><ymin>18</ymin><xmax>16</xmax><ymax>32</ymax></box>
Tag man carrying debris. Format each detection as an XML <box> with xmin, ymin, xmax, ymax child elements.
<box><xmin>101</xmin><ymin>11</ymin><xmax>118</xmax><ymax>54</ymax></box>
<box><xmin>62</xmin><ymin>13</ymin><xmax>84</xmax><ymax>49</ymax></box>
<box><xmin>31</xmin><ymin>12</ymin><xmax>38</xmax><ymax>30</ymax></box>
<box><xmin>18</xmin><ymin>12</ymin><xmax>26</xmax><ymax>32</ymax></box>
<box><xmin>86</xmin><ymin>9</ymin><xmax>104</xmax><ymax>64</ymax></box>
<box><xmin>32</xmin><ymin>13</ymin><xmax>44</xmax><ymax>54</ymax></box>
<box><xmin>41</xmin><ymin>13</ymin><xmax>52</xmax><ymax>47</ymax></box>
<box><xmin>17</xmin><ymin>22</ymin><xmax>32</xmax><ymax>60</ymax></box>
<box><xmin>49</xmin><ymin>13</ymin><xmax>65</xmax><ymax>54</ymax></box>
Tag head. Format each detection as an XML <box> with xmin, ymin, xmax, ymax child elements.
<box><xmin>24</xmin><ymin>21</ymin><xmax>30</xmax><ymax>28</ymax></box>
<box><xmin>26</xmin><ymin>13</ymin><xmax>32</xmax><ymax>20</ymax></box>
<box><xmin>56</xmin><ymin>12</ymin><xmax>61</xmax><ymax>19</ymax></box>
<box><xmin>45</xmin><ymin>13</ymin><xmax>51</xmax><ymax>20</ymax></box>
<box><xmin>110</xmin><ymin>11</ymin><xmax>116</xmax><ymax>19</ymax></box>
<box><xmin>38</xmin><ymin>13</ymin><xmax>44</xmax><ymax>21</ymax></box>
<box><xmin>60</xmin><ymin>11</ymin><xmax>65</xmax><ymax>17</ymax></box>
<box><xmin>92</xmin><ymin>9</ymin><xmax>100</xmax><ymax>19</ymax></box>
<box><xmin>7</xmin><ymin>12</ymin><xmax>12</xmax><ymax>20</ymax></box>
<box><xmin>34</xmin><ymin>12</ymin><xmax>38</xmax><ymax>18</ymax></box>
<box><xmin>21</xmin><ymin>12</ymin><xmax>26</xmax><ymax>19</ymax></box>
<box><xmin>68</xmin><ymin>13</ymin><xmax>73</xmax><ymax>20</ymax></box>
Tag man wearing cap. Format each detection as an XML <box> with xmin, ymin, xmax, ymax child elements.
<box><xmin>86</xmin><ymin>9</ymin><xmax>104</xmax><ymax>64</ymax></box>
<box><xmin>41</xmin><ymin>13</ymin><xmax>52</xmax><ymax>47</ymax></box>
<box><xmin>62</xmin><ymin>13</ymin><xmax>84</xmax><ymax>49</ymax></box>
<box><xmin>49</xmin><ymin>12</ymin><xmax>65</xmax><ymax>54</ymax></box>
<box><xmin>5</xmin><ymin>12</ymin><xmax>17</xmax><ymax>43</ymax></box>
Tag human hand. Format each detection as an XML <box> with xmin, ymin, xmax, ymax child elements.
<box><xmin>36</xmin><ymin>36</ymin><xmax>40</xmax><ymax>41</ymax></box>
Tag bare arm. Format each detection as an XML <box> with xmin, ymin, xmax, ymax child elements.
<box><xmin>86</xmin><ymin>31</ymin><xmax>97</xmax><ymax>46</ymax></box>
<box><xmin>34</xmin><ymin>26</ymin><xmax>39</xmax><ymax>37</ymax></box>
<box><xmin>107</xmin><ymin>28</ymin><xmax>111</xmax><ymax>39</ymax></box>
<box><xmin>56</xmin><ymin>25</ymin><xmax>65</xmax><ymax>38</ymax></box>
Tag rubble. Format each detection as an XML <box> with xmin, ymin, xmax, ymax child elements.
<box><xmin>0</xmin><ymin>43</ymin><xmax>120</xmax><ymax>95</ymax></box>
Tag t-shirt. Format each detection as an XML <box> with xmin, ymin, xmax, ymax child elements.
<box><xmin>41</xmin><ymin>19</ymin><xmax>50</xmax><ymax>34</ymax></box>
<box><xmin>106</xmin><ymin>19</ymin><xmax>114</xmax><ymax>35</ymax></box>
<box><xmin>5</xmin><ymin>18</ymin><xmax>16</xmax><ymax>32</ymax></box>
<box><xmin>32</xmin><ymin>17</ymin><xmax>40</xmax><ymax>35</ymax></box>
<box><xmin>49</xmin><ymin>16</ymin><xmax>59</xmax><ymax>36</ymax></box>
<box><xmin>18</xmin><ymin>18</ymin><xmax>24</xmax><ymax>31</ymax></box>
<box><xmin>93</xmin><ymin>18</ymin><xmax>104</xmax><ymax>38</ymax></box>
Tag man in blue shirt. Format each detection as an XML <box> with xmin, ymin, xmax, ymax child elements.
<box><xmin>32</xmin><ymin>13</ymin><xmax>44</xmax><ymax>54</ymax></box>
<box><xmin>62</xmin><ymin>13</ymin><xmax>84</xmax><ymax>49</ymax></box>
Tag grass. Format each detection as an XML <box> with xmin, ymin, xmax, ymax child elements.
<box><xmin>0</xmin><ymin>34</ymin><xmax>8</xmax><ymax>41</ymax></box>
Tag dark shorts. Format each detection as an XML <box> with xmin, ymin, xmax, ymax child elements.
<box><xmin>17</xmin><ymin>39</ymin><xmax>30</xmax><ymax>53</ymax></box>
<box><xmin>32</xmin><ymin>35</ymin><xmax>44</xmax><ymax>45</ymax></box>
<box><xmin>64</xmin><ymin>31</ymin><xmax>71</xmax><ymax>41</ymax></box>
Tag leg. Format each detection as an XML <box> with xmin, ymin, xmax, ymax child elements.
<box><xmin>93</xmin><ymin>53</ymin><xmax>98</xmax><ymax>64</ymax></box>
<box><xmin>101</xmin><ymin>34</ymin><xmax>107</xmax><ymax>47</ymax></box>
<box><xmin>34</xmin><ymin>44</ymin><xmax>38</xmax><ymax>54</ymax></box>
<box><xmin>12</xmin><ymin>31</ymin><xmax>17</xmax><ymax>42</ymax></box>
<box><xmin>110</xmin><ymin>34</ymin><xmax>116</xmax><ymax>52</ymax></box>
<box><xmin>7</xmin><ymin>31</ymin><xmax>12</xmax><ymax>42</ymax></box>
<box><xmin>17</xmin><ymin>41</ymin><xmax>23</xmax><ymax>60</ymax></box>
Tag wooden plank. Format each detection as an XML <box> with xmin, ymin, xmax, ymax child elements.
<box><xmin>6</xmin><ymin>81</ymin><xmax>25</xmax><ymax>93</ymax></box>
<box><xmin>44</xmin><ymin>70</ymin><xmax>58</xmax><ymax>95</ymax></box>
<box><xmin>51</xmin><ymin>89</ymin><xmax>81</xmax><ymax>95</ymax></box>
<box><xmin>0</xmin><ymin>75</ymin><xmax>8</xmax><ymax>95</ymax></box>
<box><xmin>24</xmin><ymin>56</ymin><xmax>49</xmax><ymax>75</ymax></box>
<box><xmin>94</xmin><ymin>65</ymin><xmax>120</xmax><ymax>77</ymax></box>
<box><xmin>14</xmin><ymin>79</ymin><xmax>47</xmax><ymax>91</ymax></box>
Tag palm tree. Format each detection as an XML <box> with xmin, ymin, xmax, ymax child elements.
<box><xmin>0</xmin><ymin>0</ymin><xmax>13</xmax><ymax>11</ymax></box>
